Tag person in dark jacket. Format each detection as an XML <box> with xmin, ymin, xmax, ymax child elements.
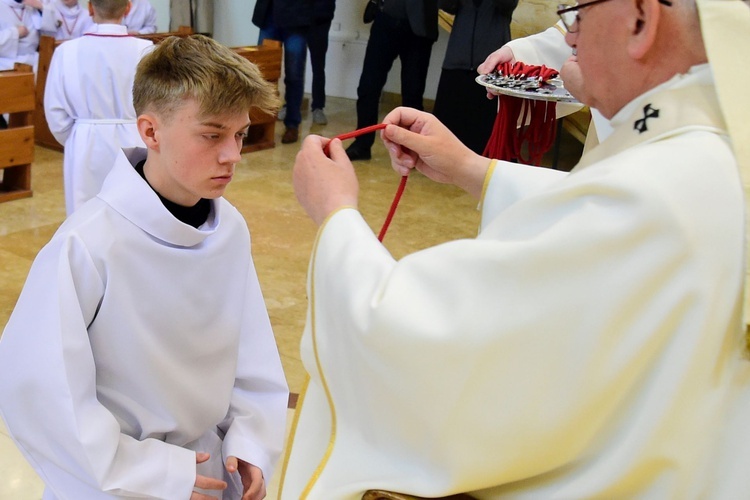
<box><xmin>308</xmin><ymin>0</ymin><xmax>336</xmax><ymax>125</ymax></box>
<box><xmin>345</xmin><ymin>0</ymin><xmax>439</xmax><ymax>161</ymax></box>
<box><xmin>432</xmin><ymin>0</ymin><xmax>518</xmax><ymax>154</ymax></box>
<box><xmin>252</xmin><ymin>0</ymin><xmax>314</xmax><ymax>143</ymax></box>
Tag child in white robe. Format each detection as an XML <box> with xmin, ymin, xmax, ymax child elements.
<box><xmin>123</xmin><ymin>0</ymin><xmax>156</xmax><ymax>34</ymax></box>
<box><xmin>0</xmin><ymin>0</ymin><xmax>42</xmax><ymax>71</ymax></box>
<box><xmin>0</xmin><ymin>34</ymin><xmax>288</xmax><ymax>499</ymax></box>
<box><xmin>44</xmin><ymin>0</ymin><xmax>152</xmax><ymax>215</ymax></box>
<box><xmin>39</xmin><ymin>0</ymin><xmax>94</xmax><ymax>40</ymax></box>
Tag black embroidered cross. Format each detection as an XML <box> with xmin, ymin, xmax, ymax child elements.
<box><xmin>633</xmin><ymin>104</ymin><xmax>660</xmax><ymax>134</ymax></box>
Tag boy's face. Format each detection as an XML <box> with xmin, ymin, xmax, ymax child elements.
<box><xmin>143</xmin><ymin>98</ymin><xmax>251</xmax><ymax>207</ymax></box>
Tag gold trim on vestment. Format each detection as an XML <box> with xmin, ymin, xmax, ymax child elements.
<box><xmin>292</xmin><ymin>206</ymin><xmax>357</xmax><ymax>498</ymax></box>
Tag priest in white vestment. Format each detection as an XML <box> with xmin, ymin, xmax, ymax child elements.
<box><xmin>279</xmin><ymin>0</ymin><xmax>750</xmax><ymax>498</ymax></box>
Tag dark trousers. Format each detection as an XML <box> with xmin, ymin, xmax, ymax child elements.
<box><xmin>433</xmin><ymin>68</ymin><xmax>498</xmax><ymax>154</ymax></box>
<box><xmin>258</xmin><ymin>15</ymin><xmax>308</xmax><ymax>129</ymax></box>
<box><xmin>308</xmin><ymin>19</ymin><xmax>331</xmax><ymax>111</ymax></box>
<box><xmin>353</xmin><ymin>10</ymin><xmax>434</xmax><ymax>149</ymax></box>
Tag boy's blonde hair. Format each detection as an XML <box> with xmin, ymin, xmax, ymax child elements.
<box><xmin>133</xmin><ymin>35</ymin><xmax>280</xmax><ymax>120</ymax></box>
<box><xmin>90</xmin><ymin>0</ymin><xmax>129</xmax><ymax>20</ymax></box>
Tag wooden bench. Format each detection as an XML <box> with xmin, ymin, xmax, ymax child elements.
<box><xmin>0</xmin><ymin>63</ymin><xmax>35</xmax><ymax>203</ymax></box>
<box><xmin>34</xmin><ymin>29</ymin><xmax>282</xmax><ymax>154</ymax></box>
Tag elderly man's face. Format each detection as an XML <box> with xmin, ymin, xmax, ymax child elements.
<box><xmin>564</xmin><ymin>0</ymin><xmax>632</xmax><ymax>118</ymax></box>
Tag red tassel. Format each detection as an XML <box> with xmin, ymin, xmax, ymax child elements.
<box><xmin>482</xmin><ymin>64</ymin><xmax>559</xmax><ymax>166</ymax></box>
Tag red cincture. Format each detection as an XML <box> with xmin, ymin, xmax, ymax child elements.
<box><xmin>11</xmin><ymin>6</ymin><xmax>24</xmax><ymax>22</ymax></box>
<box><xmin>83</xmin><ymin>33</ymin><xmax>132</xmax><ymax>38</ymax></box>
<box><xmin>60</xmin><ymin>12</ymin><xmax>80</xmax><ymax>38</ymax></box>
<box><xmin>324</xmin><ymin>123</ymin><xmax>408</xmax><ymax>242</ymax></box>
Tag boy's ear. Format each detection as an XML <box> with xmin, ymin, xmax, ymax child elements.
<box><xmin>628</xmin><ymin>0</ymin><xmax>661</xmax><ymax>60</ymax></box>
<box><xmin>124</xmin><ymin>0</ymin><xmax>131</xmax><ymax>17</ymax></box>
<box><xmin>137</xmin><ymin>114</ymin><xmax>160</xmax><ymax>151</ymax></box>
<box><xmin>87</xmin><ymin>2</ymin><xmax>93</xmax><ymax>16</ymax></box>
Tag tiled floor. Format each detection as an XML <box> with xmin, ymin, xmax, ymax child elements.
<box><xmin>0</xmin><ymin>95</ymin><xmax>582</xmax><ymax>498</ymax></box>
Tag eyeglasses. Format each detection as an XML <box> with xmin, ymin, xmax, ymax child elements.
<box><xmin>556</xmin><ymin>0</ymin><xmax>672</xmax><ymax>33</ymax></box>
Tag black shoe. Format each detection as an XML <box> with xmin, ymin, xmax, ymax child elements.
<box><xmin>345</xmin><ymin>143</ymin><xmax>371</xmax><ymax>161</ymax></box>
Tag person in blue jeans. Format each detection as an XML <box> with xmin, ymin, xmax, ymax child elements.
<box><xmin>252</xmin><ymin>0</ymin><xmax>313</xmax><ymax>144</ymax></box>
<box><xmin>307</xmin><ymin>0</ymin><xmax>336</xmax><ymax>126</ymax></box>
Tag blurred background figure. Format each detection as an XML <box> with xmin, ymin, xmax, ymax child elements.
<box><xmin>39</xmin><ymin>0</ymin><xmax>95</xmax><ymax>40</ymax></box>
<box><xmin>307</xmin><ymin>0</ymin><xmax>335</xmax><ymax>125</ymax></box>
<box><xmin>123</xmin><ymin>0</ymin><xmax>156</xmax><ymax>34</ymax></box>
<box><xmin>253</xmin><ymin>0</ymin><xmax>313</xmax><ymax>144</ymax></box>
<box><xmin>345</xmin><ymin>0</ymin><xmax>439</xmax><ymax>161</ymax></box>
<box><xmin>432</xmin><ymin>0</ymin><xmax>518</xmax><ymax>154</ymax></box>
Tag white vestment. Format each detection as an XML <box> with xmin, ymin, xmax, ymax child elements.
<box><xmin>0</xmin><ymin>148</ymin><xmax>289</xmax><ymax>499</ymax></box>
<box><xmin>39</xmin><ymin>0</ymin><xmax>94</xmax><ymax>40</ymax></box>
<box><xmin>279</xmin><ymin>65</ymin><xmax>750</xmax><ymax>499</ymax></box>
<box><xmin>123</xmin><ymin>0</ymin><xmax>157</xmax><ymax>34</ymax></box>
<box><xmin>0</xmin><ymin>0</ymin><xmax>40</xmax><ymax>71</ymax></box>
<box><xmin>44</xmin><ymin>23</ymin><xmax>153</xmax><ymax>215</ymax></box>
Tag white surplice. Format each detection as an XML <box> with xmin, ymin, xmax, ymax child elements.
<box><xmin>44</xmin><ymin>23</ymin><xmax>152</xmax><ymax>214</ymax></box>
<box><xmin>39</xmin><ymin>0</ymin><xmax>94</xmax><ymax>40</ymax></box>
<box><xmin>0</xmin><ymin>0</ymin><xmax>41</xmax><ymax>71</ymax></box>
<box><xmin>0</xmin><ymin>147</ymin><xmax>289</xmax><ymax>499</ymax></box>
<box><xmin>279</xmin><ymin>65</ymin><xmax>750</xmax><ymax>499</ymax></box>
<box><xmin>123</xmin><ymin>0</ymin><xmax>156</xmax><ymax>34</ymax></box>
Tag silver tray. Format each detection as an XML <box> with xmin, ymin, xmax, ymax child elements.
<box><xmin>475</xmin><ymin>74</ymin><xmax>580</xmax><ymax>103</ymax></box>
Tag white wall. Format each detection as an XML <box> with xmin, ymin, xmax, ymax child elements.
<box><xmin>144</xmin><ymin>0</ymin><xmax>449</xmax><ymax>100</ymax></box>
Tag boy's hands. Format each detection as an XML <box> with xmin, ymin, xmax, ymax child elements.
<box><xmin>192</xmin><ymin>452</ymin><xmax>227</xmax><ymax>500</ymax></box>
<box><xmin>226</xmin><ymin>456</ymin><xmax>266</xmax><ymax>500</ymax></box>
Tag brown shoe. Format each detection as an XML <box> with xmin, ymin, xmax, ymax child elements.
<box><xmin>281</xmin><ymin>127</ymin><xmax>299</xmax><ymax>144</ymax></box>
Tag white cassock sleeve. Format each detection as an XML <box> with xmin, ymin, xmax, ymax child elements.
<box><xmin>124</xmin><ymin>0</ymin><xmax>157</xmax><ymax>34</ymax></box>
<box><xmin>505</xmin><ymin>21</ymin><xmax>571</xmax><ymax>70</ymax></box>
<box><xmin>219</xmin><ymin>256</ymin><xmax>289</xmax><ymax>481</ymax></box>
<box><xmin>43</xmin><ymin>46</ymin><xmax>74</xmax><ymax>145</ymax></box>
<box><xmin>0</xmin><ymin>24</ymin><xmax>19</xmax><ymax>59</ymax></box>
<box><xmin>0</xmin><ymin>235</ymin><xmax>196</xmax><ymax>498</ymax></box>
<box><xmin>479</xmin><ymin>160</ymin><xmax>568</xmax><ymax>227</ymax></box>
<box><xmin>39</xmin><ymin>4</ymin><xmax>58</xmax><ymax>35</ymax></box>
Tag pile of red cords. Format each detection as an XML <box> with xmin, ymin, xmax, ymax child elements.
<box><xmin>483</xmin><ymin>62</ymin><xmax>560</xmax><ymax>166</ymax></box>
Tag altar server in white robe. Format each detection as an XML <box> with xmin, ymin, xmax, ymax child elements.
<box><xmin>45</xmin><ymin>0</ymin><xmax>152</xmax><ymax>214</ymax></box>
<box><xmin>280</xmin><ymin>0</ymin><xmax>750</xmax><ymax>498</ymax></box>
<box><xmin>39</xmin><ymin>0</ymin><xmax>94</xmax><ymax>40</ymax></box>
<box><xmin>0</xmin><ymin>0</ymin><xmax>41</xmax><ymax>71</ymax></box>
<box><xmin>123</xmin><ymin>0</ymin><xmax>156</xmax><ymax>34</ymax></box>
<box><xmin>0</xmin><ymin>35</ymin><xmax>288</xmax><ymax>499</ymax></box>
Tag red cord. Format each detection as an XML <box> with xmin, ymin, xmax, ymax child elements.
<box><xmin>323</xmin><ymin>123</ymin><xmax>408</xmax><ymax>242</ymax></box>
<box><xmin>483</xmin><ymin>63</ymin><xmax>559</xmax><ymax>165</ymax></box>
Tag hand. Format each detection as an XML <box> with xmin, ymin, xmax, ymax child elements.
<box><xmin>226</xmin><ymin>456</ymin><xmax>266</xmax><ymax>500</ymax></box>
<box><xmin>293</xmin><ymin>135</ymin><xmax>359</xmax><ymax>226</ymax></box>
<box><xmin>559</xmin><ymin>55</ymin><xmax>590</xmax><ymax>106</ymax></box>
<box><xmin>191</xmin><ymin>452</ymin><xmax>227</xmax><ymax>500</ymax></box>
<box><xmin>17</xmin><ymin>25</ymin><xmax>29</xmax><ymax>38</ymax></box>
<box><xmin>476</xmin><ymin>45</ymin><xmax>516</xmax><ymax>99</ymax></box>
<box><xmin>381</xmin><ymin>107</ymin><xmax>489</xmax><ymax>199</ymax></box>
